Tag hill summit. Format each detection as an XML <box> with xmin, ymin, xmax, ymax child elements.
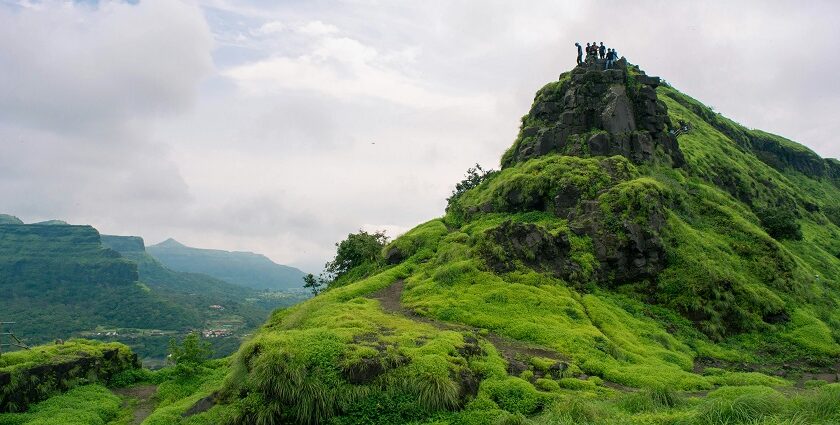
<box><xmin>159</xmin><ymin>60</ymin><xmax>840</xmax><ymax>424</ymax></box>
<box><xmin>502</xmin><ymin>58</ymin><xmax>684</xmax><ymax>169</ymax></box>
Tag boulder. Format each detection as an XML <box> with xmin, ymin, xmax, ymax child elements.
<box><xmin>587</xmin><ymin>132</ymin><xmax>611</xmax><ymax>156</ymax></box>
<box><xmin>637</xmin><ymin>74</ymin><xmax>661</xmax><ymax>87</ymax></box>
<box><xmin>385</xmin><ymin>246</ymin><xmax>404</xmax><ymax>265</ymax></box>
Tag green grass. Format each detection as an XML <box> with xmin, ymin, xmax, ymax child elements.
<box><xmin>0</xmin><ymin>340</ymin><xmax>132</xmax><ymax>373</ymax></box>
<box><xmin>0</xmin><ymin>385</ymin><xmax>130</xmax><ymax>425</ymax></box>
<box><xmin>1</xmin><ymin>340</ymin><xmax>138</xmax><ymax>413</ymax></box>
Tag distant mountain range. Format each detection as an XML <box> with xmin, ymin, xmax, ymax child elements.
<box><xmin>0</xmin><ymin>217</ymin><xmax>307</xmax><ymax>363</ymax></box>
<box><xmin>147</xmin><ymin>238</ymin><xmax>306</xmax><ymax>291</ymax></box>
<box><xmin>0</xmin><ymin>222</ymin><xmax>196</xmax><ymax>346</ymax></box>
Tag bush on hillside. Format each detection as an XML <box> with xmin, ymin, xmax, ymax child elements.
<box><xmin>824</xmin><ymin>205</ymin><xmax>840</xmax><ymax>228</ymax></box>
<box><xmin>168</xmin><ymin>332</ymin><xmax>212</xmax><ymax>376</ymax></box>
<box><xmin>446</xmin><ymin>164</ymin><xmax>497</xmax><ymax>211</ymax></box>
<box><xmin>323</xmin><ymin>230</ymin><xmax>389</xmax><ymax>287</ymax></box>
<box><xmin>756</xmin><ymin>206</ymin><xmax>802</xmax><ymax>240</ymax></box>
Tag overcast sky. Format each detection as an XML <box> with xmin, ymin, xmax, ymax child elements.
<box><xmin>1</xmin><ymin>0</ymin><xmax>838</xmax><ymax>272</ymax></box>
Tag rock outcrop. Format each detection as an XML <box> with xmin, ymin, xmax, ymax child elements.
<box><xmin>0</xmin><ymin>342</ymin><xmax>140</xmax><ymax>412</ymax></box>
<box><xmin>502</xmin><ymin>59</ymin><xmax>684</xmax><ymax>168</ymax></box>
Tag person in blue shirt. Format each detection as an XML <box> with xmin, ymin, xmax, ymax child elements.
<box><xmin>575</xmin><ymin>42</ymin><xmax>583</xmax><ymax>65</ymax></box>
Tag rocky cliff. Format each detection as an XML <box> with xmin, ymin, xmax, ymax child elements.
<box><xmin>502</xmin><ymin>59</ymin><xmax>684</xmax><ymax>168</ymax></box>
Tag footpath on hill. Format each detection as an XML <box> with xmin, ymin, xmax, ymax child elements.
<box><xmin>112</xmin><ymin>385</ymin><xmax>157</xmax><ymax>425</ymax></box>
<box><xmin>369</xmin><ymin>280</ymin><xmax>840</xmax><ymax>392</ymax></box>
<box><xmin>368</xmin><ymin>279</ymin><xmax>634</xmax><ymax>391</ymax></box>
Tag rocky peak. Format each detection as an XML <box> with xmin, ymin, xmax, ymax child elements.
<box><xmin>502</xmin><ymin>59</ymin><xmax>685</xmax><ymax>168</ymax></box>
<box><xmin>156</xmin><ymin>237</ymin><xmax>184</xmax><ymax>248</ymax></box>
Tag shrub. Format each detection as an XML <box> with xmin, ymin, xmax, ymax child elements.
<box><xmin>323</xmin><ymin>230</ymin><xmax>389</xmax><ymax>287</ymax></box>
<box><xmin>108</xmin><ymin>368</ymin><xmax>154</xmax><ymax>388</ymax></box>
<box><xmin>168</xmin><ymin>332</ymin><xmax>212</xmax><ymax>377</ymax></box>
<box><xmin>446</xmin><ymin>164</ymin><xmax>498</xmax><ymax>211</ymax></box>
<box><xmin>538</xmin><ymin>398</ymin><xmax>603</xmax><ymax>424</ymax></box>
<box><xmin>483</xmin><ymin>377</ymin><xmax>549</xmax><ymax>415</ymax></box>
<box><xmin>756</xmin><ymin>206</ymin><xmax>802</xmax><ymax>240</ymax></box>
<box><xmin>694</xmin><ymin>386</ymin><xmax>785</xmax><ymax>424</ymax></box>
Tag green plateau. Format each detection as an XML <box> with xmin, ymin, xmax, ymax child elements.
<box><xmin>3</xmin><ymin>58</ymin><xmax>840</xmax><ymax>424</ymax></box>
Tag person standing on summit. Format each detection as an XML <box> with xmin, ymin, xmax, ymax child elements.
<box><xmin>575</xmin><ymin>42</ymin><xmax>583</xmax><ymax>65</ymax></box>
<box><xmin>605</xmin><ymin>48</ymin><xmax>616</xmax><ymax>69</ymax></box>
<box><xmin>599</xmin><ymin>42</ymin><xmax>606</xmax><ymax>59</ymax></box>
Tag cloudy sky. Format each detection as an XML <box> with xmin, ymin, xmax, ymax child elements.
<box><xmin>1</xmin><ymin>0</ymin><xmax>838</xmax><ymax>272</ymax></box>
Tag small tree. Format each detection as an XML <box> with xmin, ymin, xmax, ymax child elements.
<box><xmin>446</xmin><ymin>163</ymin><xmax>497</xmax><ymax>210</ymax></box>
<box><xmin>168</xmin><ymin>332</ymin><xmax>212</xmax><ymax>376</ymax></box>
<box><xmin>302</xmin><ymin>273</ymin><xmax>324</xmax><ymax>295</ymax></box>
<box><xmin>323</xmin><ymin>230</ymin><xmax>389</xmax><ymax>286</ymax></box>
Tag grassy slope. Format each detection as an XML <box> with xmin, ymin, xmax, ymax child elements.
<box><xmin>0</xmin><ymin>340</ymin><xmax>133</xmax><ymax>374</ymax></box>
<box><xmin>0</xmin><ymin>385</ymin><xmax>131</xmax><ymax>425</ymax></box>
<box><xmin>149</xmin><ymin>82</ymin><xmax>840</xmax><ymax>423</ymax></box>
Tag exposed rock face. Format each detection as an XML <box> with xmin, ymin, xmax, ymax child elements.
<box><xmin>479</xmin><ymin>221</ymin><xmax>580</xmax><ymax>280</ymax></box>
<box><xmin>503</xmin><ymin>60</ymin><xmax>685</xmax><ymax>168</ymax></box>
<box><xmin>385</xmin><ymin>246</ymin><xmax>405</xmax><ymax>265</ymax></box>
<box><xmin>570</xmin><ymin>194</ymin><xmax>668</xmax><ymax>284</ymax></box>
<box><xmin>478</xmin><ymin>177</ymin><xmax>668</xmax><ymax>287</ymax></box>
<box><xmin>601</xmin><ymin>85</ymin><xmax>636</xmax><ymax>134</ymax></box>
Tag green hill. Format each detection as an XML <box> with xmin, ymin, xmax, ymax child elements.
<box><xmin>102</xmin><ymin>234</ymin><xmax>303</xmax><ymax>326</ymax></box>
<box><xmin>0</xmin><ymin>215</ymin><xmax>22</xmax><ymax>225</ymax></box>
<box><xmin>147</xmin><ymin>238</ymin><xmax>306</xmax><ymax>291</ymax></box>
<box><xmin>169</xmin><ymin>60</ymin><xmax>840</xmax><ymax>424</ymax></box>
<box><xmin>0</xmin><ymin>223</ymin><xmax>200</xmax><ymax>346</ymax></box>
<box><xmin>0</xmin><ymin>221</ymin><xmax>306</xmax><ymax>365</ymax></box>
<box><xmin>98</xmin><ymin>235</ymin><xmax>307</xmax><ymax>362</ymax></box>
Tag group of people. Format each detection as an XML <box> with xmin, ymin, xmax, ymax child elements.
<box><xmin>574</xmin><ymin>41</ymin><xmax>619</xmax><ymax>69</ymax></box>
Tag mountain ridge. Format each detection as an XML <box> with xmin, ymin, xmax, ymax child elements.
<box><xmin>147</xmin><ymin>238</ymin><xmax>306</xmax><ymax>291</ymax></box>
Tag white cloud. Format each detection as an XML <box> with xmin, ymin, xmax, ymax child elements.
<box><xmin>0</xmin><ymin>0</ymin><xmax>213</xmax><ymax>138</ymax></box>
<box><xmin>0</xmin><ymin>0</ymin><xmax>212</xmax><ymax>248</ymax></box>
<box><xmin>3</xmin><ymin>0</ymin><xmax>839</xmax><ymax>273</ymax></box>
<box><xmin>297</xmin><ymin>20</ymin><xmax>338</xmax><ymax>36</ymax></box>
<box><xmin>223</xmin><ymin>33</ymin><xmax>494</xmax><ymax>111</ymax></box>
<box><xmin>255</xmin><ymin>20</ymin><xmax>284</xmax><ymax>35</ymax></box>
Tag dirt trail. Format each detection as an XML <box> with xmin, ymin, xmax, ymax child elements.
<box><xmin>112</xmin><ymin>385</ymin><xmax>157</xmax><ymax>425</ymax></box>
<box><xmin>371</xmin><ymin>280</ymin><xmax>840</xmax><ymax>394</ymax></box>
<box><xmin>369</xmin><ymin>280</ymin><xmax>567</xmax><ymax>372</ymax></box>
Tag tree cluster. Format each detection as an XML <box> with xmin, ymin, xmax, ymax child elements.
<box><xmin>303</xmin><ymin>230</ymin><xmax>390</xmax><ymax>295</ymax></box>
